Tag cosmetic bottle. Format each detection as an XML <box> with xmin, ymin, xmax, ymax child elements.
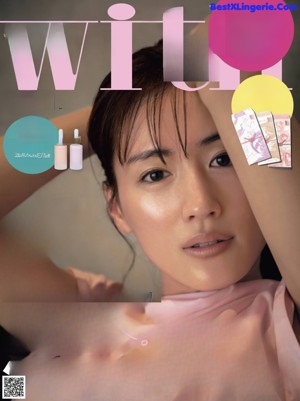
<box><xmin>54</xmin><ymin>129</ymin><xmax>67</xmax><ymax>170</ymax></box>
<box><xmin>70</xmin><ymin>128</ymin><xmax>83</xmax><ymax>170</ymax></box>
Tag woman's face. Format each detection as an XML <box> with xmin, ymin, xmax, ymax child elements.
<box><xmin>109</xmin><ymin>91</ymin><xmax>266</xmax><ymax>295</ymax></box>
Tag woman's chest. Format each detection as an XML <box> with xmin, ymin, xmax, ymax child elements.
<box><xmin>11</xmin><ymin>311</ymin><xmax>285</xmax><ymax>401</ymax></box>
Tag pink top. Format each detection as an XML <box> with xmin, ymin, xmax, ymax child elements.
<box><xmin>146</xmin><ymin>279</ymin><xmax>300</xmax><ymax>401</ymax></box>
<box><xmin>11</xmin><ymin>280</ymin><xmax>300</xmax><ymax>401</ymax></box>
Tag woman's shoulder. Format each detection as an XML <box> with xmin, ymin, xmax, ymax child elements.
<box><xmin>234</xmin><ymin>279</ymin><xmax>300</xmax><ymax>356</ymax></box>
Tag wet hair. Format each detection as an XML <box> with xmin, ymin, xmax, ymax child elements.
<box><xmin>88</xmin><ymin>39</ymin><xmax>281</xmax><ymax>282</ymax></box>
<box><xmin>260</xmin><ymin>246</ymin><xmax>281</xmax><ymax>280</ymax></box>
<box><xmin>88</xmin><ymin>39</ymin><xmax>187</xmax><ymax>284</ymax></box>
<box><xmin>88</xmin><ymin>39</ymin><xmax>187</xmax><ymax>202</ymax></box>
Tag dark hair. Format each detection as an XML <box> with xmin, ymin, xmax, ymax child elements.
<box><xmin>87</xmin><ymin>39</ymin><xmax>281</xmax><ymax>282</ymax></box>
<box><xmin>88</xmin><ymin>40</ymin><xmax>187</xmax><ymax>202</ymax></box>
<box><xmin>88</xmin><ymin>39</ymin><xmax>188</xmax><ymax>284</ymax></box>
<box><xmin>260</xmin><ymin>245</ymin><xmax>281</xmax><ymax>280</ymax></box>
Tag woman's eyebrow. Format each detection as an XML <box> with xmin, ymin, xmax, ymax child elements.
<box><xmin>126</xmin><ymin>133</ymin><xmax>220</xmax><ymax>164</ymax></box>
<box><xmin>199</xmin><ymin>132</ymin><xmax>220</xmax><ymax>146</ymax></box>
<box><xmin>127</xmin><ymin>149</ymin><xmax>173</xmax><ymax>164</ymax></box>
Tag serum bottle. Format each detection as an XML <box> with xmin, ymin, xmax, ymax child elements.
<box><xmin>54</xmin><ymin>129</ymin><xmax>67</xmax><ymax>170</ymax></box>
<box><xmin>70</xmin><ymin>128</ymin><xmax>83</xmax><ymax>170</ymax></box>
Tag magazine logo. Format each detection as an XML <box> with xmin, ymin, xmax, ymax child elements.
<box><xmin>1</xmin><ymin>2</ymin><xmax>294</xmax><ymax>91</ymax></box>
<box><xmin>4</xmin><ymin>22</ymin><xmax>90</xmax><ymax>91</ymax></box>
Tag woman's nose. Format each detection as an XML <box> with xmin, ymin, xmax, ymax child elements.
<box><xmin>181</xmin><ymin>170</ymin><xmax>222</xmax><ymax>222</ymax></box>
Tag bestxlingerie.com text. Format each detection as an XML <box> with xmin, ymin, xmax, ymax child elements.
<box><xmin>209</xmin><ymin>3</ymin><xmax>298</xmax><ymax>12</ymax></box>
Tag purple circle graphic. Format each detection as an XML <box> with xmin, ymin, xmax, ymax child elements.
<box><xmin>209</xmin><ymin>0</ymin><xmax>294</xmax><ymax>71</ymax></box>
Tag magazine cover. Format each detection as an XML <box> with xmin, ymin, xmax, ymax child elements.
<box><xmin>1</xmin><ymin>0</ymin><xmax>300</xmax><ymax>400</ymax></box>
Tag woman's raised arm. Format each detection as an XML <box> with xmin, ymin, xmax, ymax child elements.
<box><xmin>0</xmin><ymin>106</ymin><xmax>123</xmax><ymax>302</ymax></box>
<box><xmin>198</xmin><ymin>85</ymin><xmax>300</xmax><ymax>311</ymax></box>
<box><xmin>0</xmin><ymin>231</ymin><xmax>122</xmax><ymax>302</ymax></box>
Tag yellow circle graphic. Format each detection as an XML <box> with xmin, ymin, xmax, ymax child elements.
<box><xmin>232</xmin><ymin>75</ymin><xmax>294</xmax><ymax>116</ymax></box>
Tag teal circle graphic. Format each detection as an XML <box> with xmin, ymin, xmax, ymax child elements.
<box><xmin>3</xmin><ymin>116</ymin><xmax>58</xmax><ymax>174</ymax></box>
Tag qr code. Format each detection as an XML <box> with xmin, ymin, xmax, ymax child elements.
<box><xmin>2</xmin><ymin>375</ymin><xmax>26</xmax><ymax>399</ymax></box>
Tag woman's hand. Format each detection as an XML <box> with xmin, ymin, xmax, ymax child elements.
<box><xmin>66</xmin><ymin>267</ymin><xmax>123</xmax><ymax>302</ymax></box>
<box><xmin>0</xmin><ymin>232</ymin><xmax>122</xmax><ymax>302</ymax></box>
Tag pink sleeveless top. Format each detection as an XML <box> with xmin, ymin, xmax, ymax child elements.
<box><xmin>10</xmin><ymin>280</ymin><xmax>300</xmax><ymax>401</ymax></box>
<box><xmin>145</xmin><ymin>279</ymin><xmax>300</xmax><ymax>401</ymax></box>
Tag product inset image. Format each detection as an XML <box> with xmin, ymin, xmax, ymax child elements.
<box><xmin>257</xmin><ymin>111</ymin><xmax>281</xmax><ymax>166</ymax></box>
<box><xmin>54</xmin><ymin>128</ymin><xmax>67</xmax><ymax>170</ymax></box>
<box><xmin>269</xmin><ymin>115</ymin><xmax>292</xmax><ymax>169</ymax></box>
<box><xmin>3</xmin><ymin>115</ymin><xmax>57</xmax><ymax>174</ymax></box>
<box><xmin>231</xmin><ymin>108</ymin><xmax>270</xmax><ymax>165</ymax></box>
<box><xmin>70</xmin><ymin>128</ymin><xmax>83</xmax><ymax>170</ymax></box>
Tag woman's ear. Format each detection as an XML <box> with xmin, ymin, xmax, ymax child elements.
<box><xmin>103</xmin><ymin>184</ymin><xmax>132</xmax><ymax>234</ymax></box>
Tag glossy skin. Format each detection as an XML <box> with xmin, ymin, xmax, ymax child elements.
<box><xmin>107</xmin><ymin>92</ymin><xmax>266</xmax><ymax>295</ymax></box>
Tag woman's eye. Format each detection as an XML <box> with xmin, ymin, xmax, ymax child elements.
<box><xmin>141</xmin><ymin>170</ymin><xmax>170</xmax><ymax>183</ymax></box>
<box><xmin>210</xmin><ymin>153</ymin><xmax>232</xmax><ymax>167</ymax></box>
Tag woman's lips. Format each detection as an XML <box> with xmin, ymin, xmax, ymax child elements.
<box><xmin>182</xmin><ymin>234</ymin><xmax>234</xmax><ymax>259</ymax></box>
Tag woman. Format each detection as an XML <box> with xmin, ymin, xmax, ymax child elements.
<box><xmin>1</xmin><ymin>40</ymin><xmax>300</xmax><ymax>400</ymax></box>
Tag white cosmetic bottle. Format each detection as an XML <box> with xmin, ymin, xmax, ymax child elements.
<box><xmin>70</xmin><ymin>128</ymin><xmax>83</xmax><ymax>170</ymax></box>
<box><xmin>54</xmin><ymin>128</ymin><xmax>67</xmax><ymax>170</ymax></box>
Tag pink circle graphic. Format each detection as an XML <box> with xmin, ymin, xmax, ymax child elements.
<box><xmin>209</xmin><ymin>0</ymin><xmax>294</xmax><ymax>71</ymax></box>
<box><xmin>108</xmin><ymin>3</ymin><xmax>136</xmax><ymax>20</ymax></box>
